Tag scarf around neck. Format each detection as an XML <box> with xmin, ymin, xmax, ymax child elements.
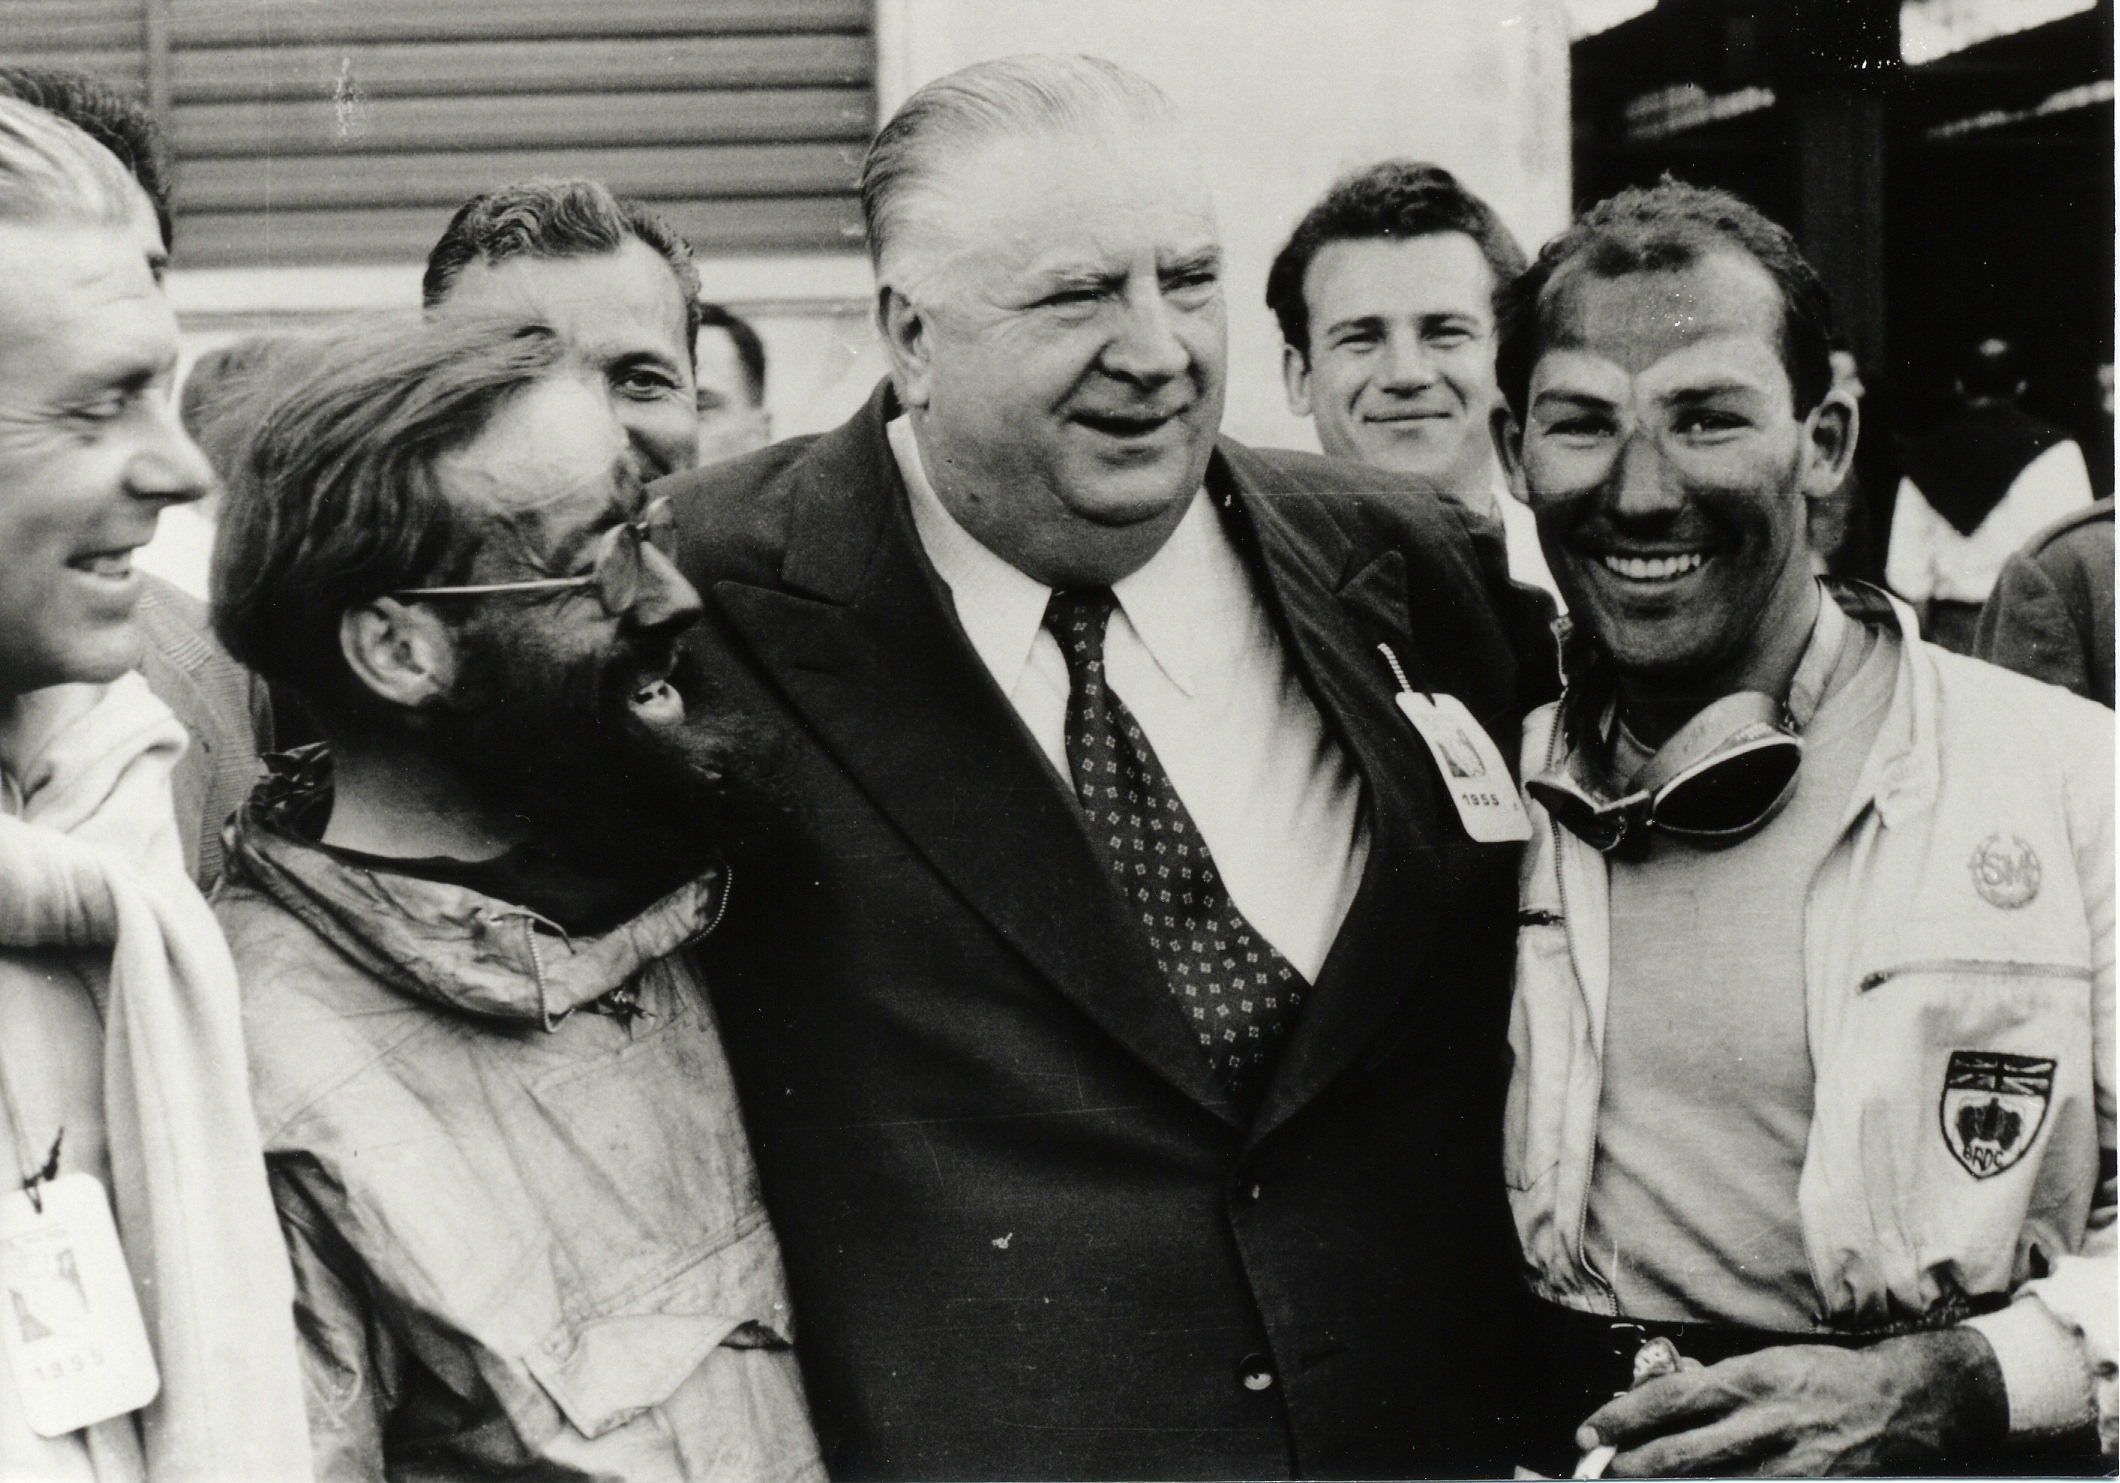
<box><xmin>0</xmin><ymin>674</ymin><xmax>311</xmax><ymax>1482</ymax></box>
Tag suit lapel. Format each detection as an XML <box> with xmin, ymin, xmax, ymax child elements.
<box><xmin>714</xmin><ymin>412</ymin><xmax>1489</xmax><ymax>1133</ymax></box>
<box><xmin>1208</xmin><ymin>447</ymin><xmax>1478</xmax><ymax>1143</ymax></box>
<box><xmin>713</xmin><ymin>397</ymin><xmax>1239</xmax><ymax>1122</ymax></box>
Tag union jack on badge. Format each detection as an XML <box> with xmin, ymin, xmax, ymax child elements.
<box><xmin>1940</xmin><ymin>1050</ymin><xmax>2055</xmax><ymax>1179</ymax></box>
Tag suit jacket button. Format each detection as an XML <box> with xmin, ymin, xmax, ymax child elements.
<box><xmin>1239</xmin><ymin>1355</ymin><xmax>1275</xmax><ymax>1391</ymax></box>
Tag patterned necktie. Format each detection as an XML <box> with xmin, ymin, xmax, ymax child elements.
<box><xmin>1044</xmin><ymin>587</ymin><xmax>1307</xmax><ymax>1109</ymax></box>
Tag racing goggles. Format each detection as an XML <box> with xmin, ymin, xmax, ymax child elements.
<box><xmin>391</xmin><ymin>496</ymin><xmax>676</xmax><ymax>618</ymax></box>
<box><xmin>1524</xmin><ymin>690</ymin><xmax>1802</xmax><ymax>857</ymax></box>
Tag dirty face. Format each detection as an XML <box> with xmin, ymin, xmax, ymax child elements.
<box><xmin>1504</xmin><ymin>251</ymin><xmax>1852</xmax><ymax>691</ymax></box>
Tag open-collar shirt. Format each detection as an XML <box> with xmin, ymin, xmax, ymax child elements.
<box><xmin>890</xmin><ymin>415</ymin><xmax>1368</xmax><ymax>984</ymax></box>
<box><xmin>1489</xmin><ymin>463</ymin><xmax>1565</xmax><ymax>611</ymax></box>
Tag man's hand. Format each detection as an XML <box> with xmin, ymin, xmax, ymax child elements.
<box><xmin>1576</xmin><ymin>1329</ymin><xmax>2009</xmax><ymax>1476</ymax></box>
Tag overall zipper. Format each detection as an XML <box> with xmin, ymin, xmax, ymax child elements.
<box><xmin>1539</xmin><ymin>716</ymin><xmax>1623</xmax><ymax>1317</ymax></box>
<box><xmin>1859</xmin><ymin>960</ymin><xmax>2091</xmax><ymax>993</ymax></box>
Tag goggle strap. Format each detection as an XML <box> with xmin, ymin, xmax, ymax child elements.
<box><xmin>1626</xmin><ymin>690</ymin><xmax>1786</xmax><ymax>796</ymax></box>
<box><xmin>1531</xmin><ymin>697</ymin><xmax>1802</xmax><ymax>855</ymax></box>
<box><xmin>1785</xmin><ymin>582</ymin><xmax>1849</xmax><ymax>731</ymax></box>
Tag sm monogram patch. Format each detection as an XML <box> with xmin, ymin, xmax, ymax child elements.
<box><xmin>1968</xmin><ymin>834</ymin><xmax>2041</xmax><ymax>909</ymax></box>
<box><xmin>1940</xmin><ymin>1050</ymin><xmax>2055</xmax><ymax>1179</ymax></box>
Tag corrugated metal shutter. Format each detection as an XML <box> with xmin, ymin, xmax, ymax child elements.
<box><xmin>3</xmin><ymin>0</ymin><xmax>874</xmax><ymax>267</ymax></box>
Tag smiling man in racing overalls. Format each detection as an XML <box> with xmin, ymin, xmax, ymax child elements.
<box><xmin>1491</xmin><ymin>179</ymin><xmax>2113</xmax><ymax>1476</ymax></box>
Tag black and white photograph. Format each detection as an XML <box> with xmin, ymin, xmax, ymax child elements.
<box><xmin>0</xmin><ymin>1</ymin><xmax>2111</xmax><ymax>1478</ymax></box>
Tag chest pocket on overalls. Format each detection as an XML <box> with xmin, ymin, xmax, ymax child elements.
<box><xmin>1815</xmin><ymin>951</ymin><xmax>2095</xmax><ymax>1303</ymax></box>
<box><xmin>510</xmin><ymin>960</ymin><xmax>801</xmax><ymax>1457</ymax></box>
<box><xmin>522</xmin><ymin>961</ymin><xmax>774</xmax><ymax>1308</ymax></box>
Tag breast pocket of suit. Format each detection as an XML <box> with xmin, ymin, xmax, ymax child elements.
<box><xmin>1811</xmin><ymin>949</ymin><xmax>2097</xmax><ymax>1308</ymax></box>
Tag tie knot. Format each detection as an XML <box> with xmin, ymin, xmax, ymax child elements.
<box><xmin>1043</xmin><ymin>587</ymin><xmax>1119</xmax><ymax>669</ymax></box>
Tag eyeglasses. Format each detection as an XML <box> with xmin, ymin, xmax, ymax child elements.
<box><xmin>389</xmin><ymin>496</ymin><xmax>675</xmax><ymax>617</ymax></box>
<box><xmin>1524</xmin><ymin>691</ymin><xmax>1802</xmax><ymax>857</ymax></box>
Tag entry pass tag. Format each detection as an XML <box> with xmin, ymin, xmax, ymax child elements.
<box><xmin>0</xmin><ymin>1173</ymin><xmax>159</xmax><ymax>1437</ymax></box>
<box><xmin>1394</xmin><ymin>690</ymin><xmax>1533</xmax><ymax>843</ymax></box>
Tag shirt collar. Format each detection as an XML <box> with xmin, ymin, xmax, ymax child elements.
<box><xmin>889</xmin><ymin>415</ymin><xmax>1233</xmax><ymax>697</ymax></box>
<box><xmin>1110</xmin><ymin>491</ymin><xmax>1237</xmax><ymax>698</ymax></box>
<box><xmin>891</xmin><ymin>415</ymin><xmax>1052</xmax><ymax>692</ymax></box>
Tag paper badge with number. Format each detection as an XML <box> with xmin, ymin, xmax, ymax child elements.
<box><xmin>0</xmin><ymin>1172</ymin><xmax>159</xmax><ymax>1437</ymax></box>
<box><xmin>1393</xmin><ymin>690</ymin><xmax>1533</xmax><ymax>843</ymax></box>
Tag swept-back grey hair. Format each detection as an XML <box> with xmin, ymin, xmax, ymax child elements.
<box><xmin>0</xmin><ymin>93</ymin><xmax>143</xmax><ymax>229</ymax></box>
<box><xmin>860</xmin><ymin>53</ymin><xmax>1180</xmax><ymax>279</ymax></box>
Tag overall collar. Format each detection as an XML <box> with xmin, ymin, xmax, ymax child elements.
<box><xmin>227</xmin><ymin>749</ymin><xmax>730</xmax><ymax>1027</ymax></box>
<box><xmin>1543</xmin><ymin>580</ymin><xmax>1932</xmax><ymax>830</ymax></box>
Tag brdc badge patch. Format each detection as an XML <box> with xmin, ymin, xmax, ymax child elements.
<box><xmin>1940</xmin><ymin>1050</ymin><xmax>2054</xmax><ymax>1179</ymax></box>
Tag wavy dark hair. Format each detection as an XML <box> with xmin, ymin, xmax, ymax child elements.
<box><xmin>423</xmin><ymin>177</ymin><xmax>701</xmax><ymax>348</ymax></box>
<box><xmin>1266</xmin><ymin>159</ymin><xmax>1527</xmax><ymax>360</ymax></box>
<box><xmin>1496</xmin><ymin>177</ymin><xmax>1835</xmax><ymax>421</ymax></box>
<box><xmin>210</xmin><ymin>317</ymin><xmax>566</xmax><ymax>732</ymax></box>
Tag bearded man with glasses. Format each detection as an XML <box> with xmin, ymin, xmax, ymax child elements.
<box><xmin>208</xmin><ymin>316</ymin><xmax>822</xmax><ymax>1483</ymax></box>
<box><xmin>1494</xmin><ymin>180</ymin><xmax>2114</xmax><ymax>1477</ymax></box>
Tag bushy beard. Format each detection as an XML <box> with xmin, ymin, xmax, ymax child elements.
<box><xmin>416</xmin><ymin>623</ymin><xmax>782</xmax><ymax>901</ymax></box>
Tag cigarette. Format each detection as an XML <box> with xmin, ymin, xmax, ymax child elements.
<box><xmin>1573</xmin><ymin>1443</ymin><xmax>1617</xmax><ymax>1479</ymax></box>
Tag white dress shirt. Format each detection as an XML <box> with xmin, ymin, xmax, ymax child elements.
<box><xmin>1488</xmin><ymin>465</ymin><xmax>1565</xmax><ymax>612</ymax></box>
<box><xmin>889</xmin><ymin>416</ymin><xmax>1369</xmax><ymax>983</ymax></box>
<box><xmin>1886</xmin><ymin>439</ymin><xmax>2095</xmax><ymax>605</ymax></box>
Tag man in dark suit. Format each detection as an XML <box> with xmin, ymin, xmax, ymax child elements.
<box><xmin>659</xmin><ymin>55</ymin><xmax>1555</xmax><ymax>1481</ymax></box>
